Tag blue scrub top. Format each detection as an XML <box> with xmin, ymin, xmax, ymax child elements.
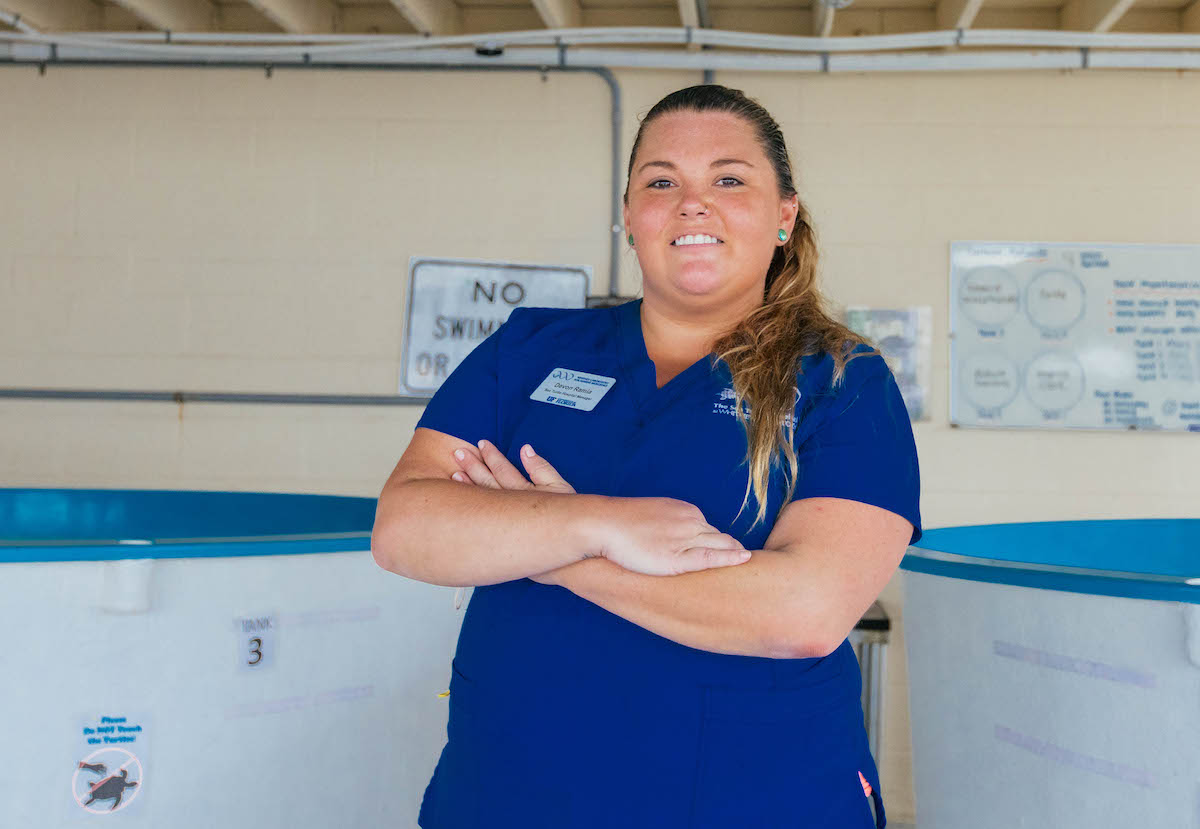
<box><xmin>414</xmin><ymin>298</ymin><xmax>920</xmax><ymax>829</ymax></box>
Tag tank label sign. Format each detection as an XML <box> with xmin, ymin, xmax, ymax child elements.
<box><xmin>73</xmin><ymin>713</ymin><xmax>150</xmax><ymax>817</ymax></box>
<box><xmin>234</xmin><ymin>612</ymin><xmax>278</xmax><ymax>672</ymax></box>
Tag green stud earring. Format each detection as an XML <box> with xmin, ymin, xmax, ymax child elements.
<box><xmin>778</xmin><ymin>229</ymin><xmax>787</xmax><ymax>241</ymax></box>
<box><xmin>628</xmin><ymin>233</ymin><xmax>634</xmax><ymax>246</ymax></box>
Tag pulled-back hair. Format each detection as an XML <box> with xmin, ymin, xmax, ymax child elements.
<box><xmin>623</xmin><ymin>84</ymin><xmax>879</xmax><ymax>529</ymax></box>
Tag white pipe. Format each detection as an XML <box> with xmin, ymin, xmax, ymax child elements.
<box><xmin>1090</xmin><ymin>50</ymin><xmax>1200</xmax><ymax>69</ymax></box>
<box><xmin>65</xmin><ymin>31</ymin><xmax>405</xmax><ymax>43</ymax></box>
<box><xmin>6</xmin><ymin>41</ymin><xmax>1200</xmax><ymax>73</ymax></box>
<box><xmin>10</xmin><ymin>26</ymin><xmax>1195</xmax><ymax>51</ymax></box>
<box><xmin>566</xmin><ymin>48</ymin><xmax>825</xmax><ymax>72</ymax></box>
<box><xmin>4</xmin><ymin>27</ymin><xmax>1200</xmax><ymax>58</ymax></box>
<box><xmin>961</xmin><ymin>29</ymin><xmax>1200</xmax><ymax>50</ymax></box>
<box><xmin>830</xmin><ymin>50</ymin><xmax>1085</xmax><ymax>72</ymax></box>
<box><xmin>11</xmin><ymin>26</ymin><xmax>698</xmax><ymax>58</ymax></box>
<box><xmin>689</xmin><ymin>28</ymin><xmax>958</xmax><ymax>52</ymax></box>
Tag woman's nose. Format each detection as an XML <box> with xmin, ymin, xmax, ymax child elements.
<box><xmin>677</xmin><ymin>189</ymin><xmax>709</xmax><ymax>215</ymax></box>
<box><xmin>681</xmin><ymin>194</ymin><xmax>705</xmax><ymax>215</ymax></box>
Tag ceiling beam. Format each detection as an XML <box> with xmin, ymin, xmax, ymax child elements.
<box><xmin>388</xmin><ymin>0</ymin><xmax>461</xmax><ymax>35</ymax></box>
<box><xmin>1183</xmin><ymin>0</ymin><xmax>1200</xmax><ymax>32</ymax></box>
<box><xmin>677</xmin><ymin>0</ymin><xmax>702</xmax><ymax>51</ymax></box>
<box><xmin>245</xmin><ymin>0</ymin><xmax>339</xmax><ymax>33</ymax></box>
<box><xmin>110</xmin><ymin>0</ymin><xmax>215</xmax><ymax>31</ymax></box>
<box><xmin>936</xmin><ymin>0</ymin><xmax>986</xmax><ymax>30</ymax></box>
<box><xmin>1060</xmin><ymin>0</ymin><xmax>1137</xmax><ymax>31</ymax></box>
<box><xmin>0</xmin><ymin>0</ymin><xmax>99</xmax><ymax>30</ymax></box>
<box><xmin>677</xmin><ymin>0</ymin><xmax>699</xmax><ymax>28</ymax></box>
<box><xmin>531</xmin><ymin>0</ymin><xmax>582</xmax><ymax>29</ymax></box>
<box><xmin>813</xmin><ymin>0</ymin><xmax>835</xmax><ymax>37</ymax></box>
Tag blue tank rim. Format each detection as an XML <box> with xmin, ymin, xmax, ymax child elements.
<box><xmin>902</xmin><ymin>518</ymin><xmax>1200</xmax><ymax>605</ymax></box>
<box><xmin>0</xmin><ymin>488</ymin><xmax>374</xmax><ymax>563</ymax></box>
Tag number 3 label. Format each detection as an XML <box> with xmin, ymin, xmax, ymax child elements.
<box><xmin>248</xmin><ymin>636</ymin><xmax>264</xmax><ymax>665</ymax></box>
<box><xmin>234</xmin><ymin>614</ymin><xmax>278</xmax><ymax>672</ymax></box>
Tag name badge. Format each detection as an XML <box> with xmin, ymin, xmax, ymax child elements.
<box><xmin>530</xmin><ymin>368</ymin><xmax>616</xmax><ymax>412</ymax></box>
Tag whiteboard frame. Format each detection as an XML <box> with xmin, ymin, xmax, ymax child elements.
<box><xmin>948</xmin><ymin>240</ymin><xmax>1200</xmax><ymax>434</ymax></box>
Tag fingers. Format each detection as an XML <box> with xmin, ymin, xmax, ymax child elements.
<box><xmin>676</xmin><ymin>546</ymin><xmax>753</xmax><ymax>573</ymax></box>
<box><xmin>675</xmin><ymin>531</ymin><xmax>749</xmax><ymax>573</ymax></box>
<box><xmin>452</xmin><ymin>446</ymin><xmax>502</xmax><ymax>489</ymax></box>
<box><xmin>692</xmin><ymin>531</ymin><xmax>745</xmax><ymax>551</ymax></box>
<box><xmin>475</xmin><ymin>440</ymin><xmax>533</xmax><ymax>491</ymax></box>
<box><xmin>518</xmin><ymin>444</ymin><xmax>573</xmax><ymax>490</ymax></box>
<box><xmin>450</xmin><ymin>440</ymin><xmax>574</xmax><ymax>494</ymax></box>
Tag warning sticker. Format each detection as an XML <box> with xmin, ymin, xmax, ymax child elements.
<box><xmin>72</xmin><ymin>714</ymin><xmax>149</xmax><ymax>817</ymax></box>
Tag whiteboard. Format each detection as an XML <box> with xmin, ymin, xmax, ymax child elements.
<box><xmin>949</xmin><ymin>241</ymin><xmax>1200</xmax><ymax>432</ymax></box>
<box><xmin>400</xmin><ymin>257</ymin><xmax>589</xmax><ymax>396</ymax></box>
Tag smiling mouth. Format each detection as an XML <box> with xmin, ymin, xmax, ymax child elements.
<box><xmin>670</xmin><ymin>237</ymin><xmax>724</xmax><ymax>247</ymax></box>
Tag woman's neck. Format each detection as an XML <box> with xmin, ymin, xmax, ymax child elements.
<box><xmin>639</xmin><ymin>291</ymin><xmax>759</xmax><ymax>366</ymax></box>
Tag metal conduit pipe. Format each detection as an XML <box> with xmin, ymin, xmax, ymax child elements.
<box><xmin>0</xmin><ymin>59</ymin><xmax>626</xmax><ymax>407</ymax></box>
<box><xmin>4</xmin><ymin>38</ymin><xmax>1200</xmax><ymax>72</ymax></box>
<box><xmin>0</xmin><ymin>388</ymin><xmax>433</xmax><ymax>405</ymax></box>
<box><xmin>4</xmin><ymin>25</ymin><xmax>1200</xmax><ymax>55</ymax></box>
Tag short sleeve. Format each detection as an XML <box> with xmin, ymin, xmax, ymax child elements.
<box><xmin>792</xmin><ymin>357</ymin><xmax>923</xmax><ymax>545</ymax></box>
<box><xmin>414</xmin><ymin>316</ymin><xmax>508</xmax><ymax>446</ymax></box>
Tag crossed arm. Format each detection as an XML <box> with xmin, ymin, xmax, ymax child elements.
<box><xmin>539</xmin><ymin>496</ymin><xmax>910</xmax><ymax>659</ymax></box>
<box><xmin>372</xmin><ymin>427</ymin><xmax>913</xmax><ymax>660</ymax></box>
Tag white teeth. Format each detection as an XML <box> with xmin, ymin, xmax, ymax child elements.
<box><xmin>672</xmin><ymin>234</ymin><xmax>721</xmax><ymax>246</ymax></box>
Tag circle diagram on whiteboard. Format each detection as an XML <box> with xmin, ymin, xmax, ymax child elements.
<box><xmin>72</xmin><ymin>748</ymin><xmax>143</xmax><ymax>813</ymax></box>
<box><xmin>1024</xmin><ymin>268</ymin><xmax>1086</xmax><ymax>332</ymax></box>
<box><xmin>957</xmin><ymin>266</ymin><xmax>1020</xmax><ymax>329</ymax></box>
<box><xmin>1024</xmin><ymin>350</ymin><xmax>1086</xmax><ymax>414</ymax></box>
<box><xmin>960</xmin><ymin>350</ymin><xmax>1021</xmax><ymax>412</ymax></box>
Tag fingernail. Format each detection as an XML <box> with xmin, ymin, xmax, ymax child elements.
<box><xmin>522</xmin><ymin>445</ymin><xmax>534</xmax><ymax>458</ymax></box>
<box><xmin>739</xmin><ymin>550</ymin><xmax>752</xmax><ymax>559</ymax></box>
<box><xmin>452</xmin><ymin>472</ymin><xmax>464</xmax><ymax>482</ymax></box>
<box><xmin>477</xmin><ymin>440</ymin><xmax>487</xmax><ymax>449</ymax></box>
<box><xmin>454</xmin><ymin>449</ymin><xmax>465</xmax><ymax>460</ymax></box>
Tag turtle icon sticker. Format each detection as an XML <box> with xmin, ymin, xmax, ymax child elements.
<box><xmin>72</xmin><ymin>748</ymin><xmax>143</xmax><ymax>813</ymax></box>
<box><xmin>73</xmin><ymin>713</ymin><xmax>150</xmax><ymax>817</ymax></box>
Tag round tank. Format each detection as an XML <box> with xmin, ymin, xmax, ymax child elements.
<box><xmin>901</xmin><ymin>519</ymin><xmax>1200</xmax><ymax>829</ymax></box>
<box><xmin>1</xmin><ymin>488</ymin><xmax>463</xmax><ymax>827</ymax></box>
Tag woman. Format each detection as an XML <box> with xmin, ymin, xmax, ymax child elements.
<box><xmin>372</xmin><ymin>83</ymin><xmax>921</xmax><ymax>828</ymax></box>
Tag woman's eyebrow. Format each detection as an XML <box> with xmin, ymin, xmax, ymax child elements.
<box><xmin>637</xmin><ymin>158</ymin><xmax>755</xmax><ymax>175</ymax></box>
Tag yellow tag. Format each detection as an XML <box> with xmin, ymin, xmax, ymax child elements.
<box><xmin>436</xmin><ymin>690</ymin><xmax>450</xmax><ymax>698</ymax></box>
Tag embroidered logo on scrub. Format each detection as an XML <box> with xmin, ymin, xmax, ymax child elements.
<box><xmin>858</xmin><ymin>770</ymin><xmax>873</xmax><ymax>797</ymax></box>
<box><xmin>712</xmin><ymin>388</ymin><xmax>798</xmax><ymax>427</ymax></box>
<box><xmin>530</xmin><ymin>368</ymin><xmax>616</xmax><ymax>412</ymax></box>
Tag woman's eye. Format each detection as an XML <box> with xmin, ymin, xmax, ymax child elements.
<box><xmin>647</xmin><ymin>177</ymin><xmax>742</xmax><ymax>188</ymax></box>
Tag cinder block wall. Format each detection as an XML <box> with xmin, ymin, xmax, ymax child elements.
<box><xmin>4</xmin><ymin>65</ymin><xmax>1199</xmax><ymax>824</ymax></box>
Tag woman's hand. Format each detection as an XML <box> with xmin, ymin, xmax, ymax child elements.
<box><xmin>595</xmin><ymin>497</ymin><xmax>750</xmax><ymax>576</ymax></box>
<box><xmin>451</xmin><ymin>440</ymin><xmax>576</xmax><ymax>495</ymax></box>
<box><xmin>450</xmin><ymin>440</ymin><xmax>574</xmax><ymax>585</ymax></box>
<box><xmin>450</xmin><ymin>441</ymin><xmax>750</xmax><ymax>578</ymax></box>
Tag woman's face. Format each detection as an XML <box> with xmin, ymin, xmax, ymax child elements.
<box><xmin>623</xmin><ymin>110</ymin><xmax>798</xmax><ymax>310</ymax></box>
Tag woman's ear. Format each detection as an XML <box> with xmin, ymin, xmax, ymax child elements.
<box><xmin>780</xmin><ymin>195</ymin><xmax>799</xmax><ymax>232</ymax></box>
